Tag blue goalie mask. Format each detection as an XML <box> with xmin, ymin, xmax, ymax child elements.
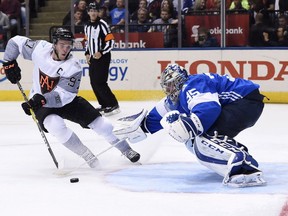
<box><xmin>160</xmin><ymin>64</ymin><xmax>189</xmax><ymax>103</ymax></box>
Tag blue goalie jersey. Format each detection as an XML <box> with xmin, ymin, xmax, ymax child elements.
<box><xmin>144</xmin><ymin>73</ymin><xmax>260</xmax><ymax>134</ymax></box>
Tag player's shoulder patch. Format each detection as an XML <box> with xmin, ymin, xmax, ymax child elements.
<box><xmin>39</xmin><ymin>40</ymin><xmax>50</xmax><ymax>48</ymax></box>
<box><xmin>74</xmin><ymin>59</ymin><xmax>82</xmax><ymax>70</ymax></box>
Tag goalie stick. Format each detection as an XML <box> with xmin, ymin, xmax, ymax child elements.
<box><xmin>17</xmin><ymin>81</ymin><xmax>59</xmax><ymax>168</ymax></box>
<box><xmin>54</xmin><ymin>139</ymin><xmax>141</xmax><ymax>176</ymax></box>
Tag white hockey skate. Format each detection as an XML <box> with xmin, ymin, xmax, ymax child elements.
<box><xmin>81</xmin><ymin>150</ymin><xmax>99</xmax><ymax>168</ymax></box>
<box><xmin>223</xmin><ymin>171</ymin><xmax>267</xmax><ymax>188</ymax></box>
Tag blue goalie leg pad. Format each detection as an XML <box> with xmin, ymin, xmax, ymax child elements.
<box><xmin>229</xmin><ymin>151</ymin><xmax>260</xmax><ymax>177</ymax></box>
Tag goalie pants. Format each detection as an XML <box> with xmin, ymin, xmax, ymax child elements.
<box><xmin>206</xmin><ymin>89</ymin><xmax>265</xmax><ymax>138</ymax></box>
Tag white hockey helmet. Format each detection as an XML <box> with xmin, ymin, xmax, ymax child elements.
<box><xmin>160</xmin><ymin>64</ymin><xmax>189</xmax><ymax>103</ymax></box>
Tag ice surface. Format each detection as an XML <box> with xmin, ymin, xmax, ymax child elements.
<box><xmin>0</xmin><ymin>101</ymin><xmax>287</xmax><ymax>216</ymax></box>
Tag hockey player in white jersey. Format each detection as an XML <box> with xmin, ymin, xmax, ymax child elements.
<box><xmin>115</xmin><ymin>63</ymin><xmax>267</xmax><ymax>187</ymax></box>
<box><xmin>2</xmin><ymin>28</ymin><xmax>140</xmax><ymax>167</ymax></box>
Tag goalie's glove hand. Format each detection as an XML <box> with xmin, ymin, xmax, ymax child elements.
<box><xmin>160</xmin><ymin>110</ymin><xmax>203</xmax><ymax>143</ymax></box>
<box><xmin>3</xmin><ymin>60</ymin><xmax>21</xmax><ymax>84</ymax></box>
<box><xmin>21</xmin><ymin>94</ymin><xmax>46</xmax><ymax>115</ymax></box>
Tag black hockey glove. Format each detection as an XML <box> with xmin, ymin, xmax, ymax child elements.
<box><xmin>21</xmin><ymin>102</ymin><xmax>32</xmax><ymax>116</ymax></box>
<box><xmin>21</xmin><ymin>94</ymin><xmax>46</xmax><ymax>116</ymax></box>
<box><xmin>3</xmin><ymin>60</ymin><xmax>21</xmax><ymax>84</ymax></box>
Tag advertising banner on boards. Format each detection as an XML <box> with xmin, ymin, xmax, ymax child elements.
<box><xmin>184</xmin><ymin>14</ymin><xmax>249</xmax><ymax>47</ymax></box>
<box><xmin>0</xmin><ymin>49</ymin><xmax>287</xmax><ymax>102</ymax></box>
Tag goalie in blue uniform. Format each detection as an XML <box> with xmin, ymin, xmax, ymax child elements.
<box><xmin>114</xmin><ymin>63</ymin><xmax>267</xmax><ymax>188</ymax></box>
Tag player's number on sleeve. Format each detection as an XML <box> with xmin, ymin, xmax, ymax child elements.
<box><xmin>68</xmin><ymin>77</ymin><xmax>77</xmax><ymax>87</ymax></box>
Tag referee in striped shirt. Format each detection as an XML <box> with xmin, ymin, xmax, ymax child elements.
<box><xmin>84</xmin><ymin>2</ymin><xmax>120</xmax><ymax>116</ymax></box>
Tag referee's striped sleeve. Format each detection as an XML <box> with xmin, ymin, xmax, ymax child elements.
<box><xmin>100</xmin><ymin>20</ymin><xmax>115</xmax><ymax>55</ymax></box>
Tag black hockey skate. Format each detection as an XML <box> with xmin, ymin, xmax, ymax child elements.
<box><xmin>103</xmin><ymin>105</ymin><xmax>120</xmax><ymax>116</ymax></box>
<box><xmin>122</xmin><ymin>148</ymin><xmax>140</xmax><ymax>163</ymax></box>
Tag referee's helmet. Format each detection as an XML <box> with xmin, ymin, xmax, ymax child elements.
<box><xmin>88</xmin><ymin>2</ymin><xmax>100</xmax><ymax>10</ymax></box>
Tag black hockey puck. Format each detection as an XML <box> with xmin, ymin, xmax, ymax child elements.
<box><xmin>70</xmin><ymin>178</ymin><xmax>79</xmax><ymax>183</ymax></box>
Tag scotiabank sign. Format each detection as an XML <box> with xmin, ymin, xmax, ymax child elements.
<box><xmin>185</xmin><ymin>14</ymin><xmax>249</xmax><ymax>46</ymax></box>
<box><xmin>113</xmin><ymin>32</ymin><xmax>164</xmax><ymax>48</ymax></box>
<box><xmin>74</xmin><ymin>32</ymin><xmax>164</xmax><ymax>49</ymax></box>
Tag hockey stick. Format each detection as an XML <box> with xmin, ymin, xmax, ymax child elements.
<box><xmin>16</xmin><ymin>81</ymin><xmax>59</xmax><ymax>168</ymax></box>
<box><xmin>54</xmin><ymin>141</ymin><xmax>120</xmax><ymax>176</ymax></box>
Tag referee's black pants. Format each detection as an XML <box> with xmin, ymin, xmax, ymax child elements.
<box><xmin>89</xmin><ymin>52</ymin><xmax>118</xmax><ymax>108</ymax></box>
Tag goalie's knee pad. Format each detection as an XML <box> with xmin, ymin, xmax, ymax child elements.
<box><xmin>192</xmin><ymin>133</ymin><xmax>259</xmax><ymax>178</ymax></box>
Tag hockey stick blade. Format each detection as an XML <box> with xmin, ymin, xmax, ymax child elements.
<box><xmin>54</xmin><ymin>139</ymin><xmax>122</xmax><ymax>176</ymax></box>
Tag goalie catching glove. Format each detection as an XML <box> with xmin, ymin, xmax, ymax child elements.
<box><xmin>21</xmin><ymin>94</ymin><xmax>46</xmax><ymax>115</ymax></box>
<box><xmin>3</xmin><ymin>60</ymin><xmax>21</xmax><ymax>84</ymax></box>
<box><xmin>160</xmin><ymin>110</ymin><xmax>203</xmax><ymax>143</ymax></box>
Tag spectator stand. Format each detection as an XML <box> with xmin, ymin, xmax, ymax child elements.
<box><xmin>49</xmin><ymin>23</ymin><xmax>180</xmax><ymax>49</ymax></box>
<box><xmin>49</xmin><ymin>2</ymin><xmax>288</xmax><ymax>49</ymax></box>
